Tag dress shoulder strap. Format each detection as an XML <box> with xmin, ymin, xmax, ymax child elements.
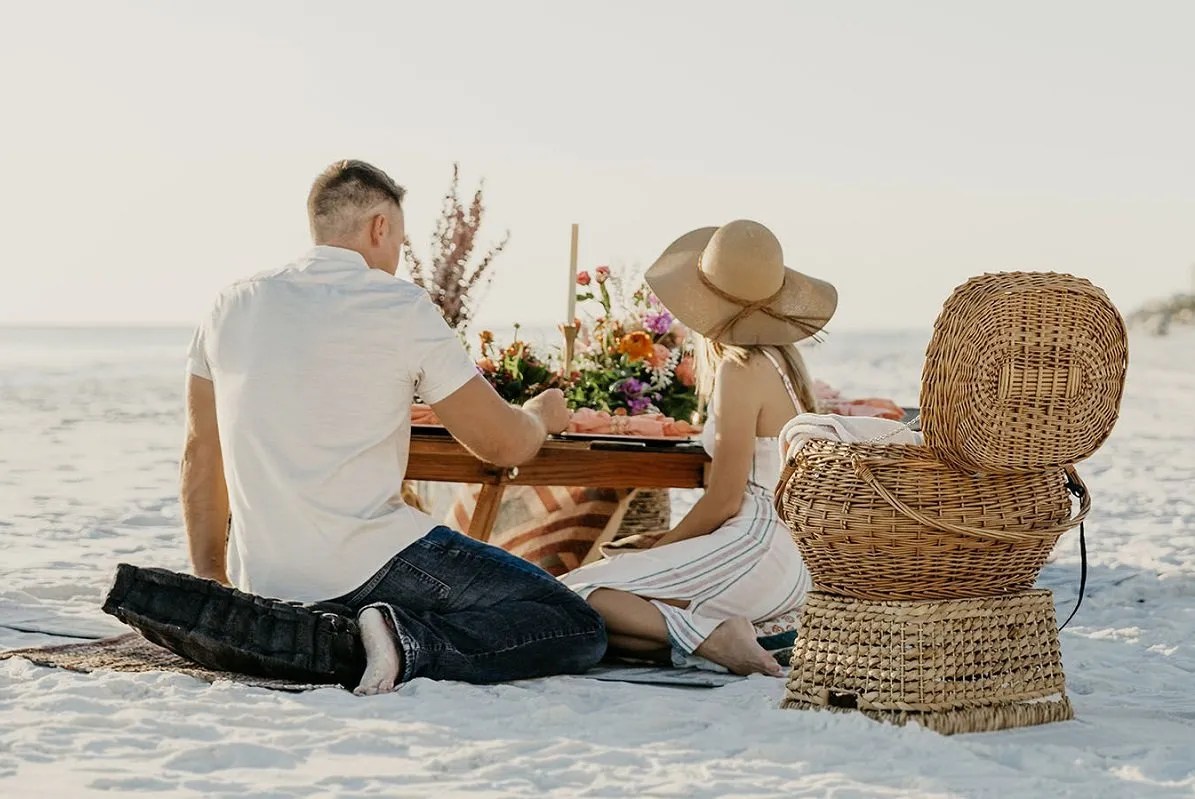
<box><xmin>759</xmin><ymin>348</ymin><xmax>802</xmax><ymax>412</ymax></box>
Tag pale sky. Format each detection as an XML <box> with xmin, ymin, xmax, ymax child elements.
<box><xmin>2</xmin><ymin>0</ymin><xmax>1192</xmax><ymax>331</ymax></box>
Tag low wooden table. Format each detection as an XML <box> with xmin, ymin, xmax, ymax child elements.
<box><xmin>406</xmin><ymin>431</ymin><xmax>711</xmax><ymax>542</ymax></box>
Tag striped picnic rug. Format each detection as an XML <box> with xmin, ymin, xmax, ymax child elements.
<box><xmin>448</xmin><ymin>485</ymin><xmax>636</xmax><ymax>575</ymax></box>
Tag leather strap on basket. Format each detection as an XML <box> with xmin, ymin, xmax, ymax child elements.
<box><xmin>853</xmin><ymin>459</ymin><xmax>1091</xmax><ymax>543</ymax></box>
<box><xmin>1057</xmin><ymin>470</ymin><xmax>1089</xmax><ymax>632</ymax></box>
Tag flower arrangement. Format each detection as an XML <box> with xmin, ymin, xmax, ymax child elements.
<box><xmin>411</xmin><ymin>266</ymin><xmax>700</xmax><ymax>436</ymax></box>
<box><xmin>476</xmin><ymin>326</ymin><xmax>563</xmax><ymax>405</ymax></box>
<box><xmin>565</xmin><ymin>266</ymin><xmax>699</xmax><ymax>422</ymax></box>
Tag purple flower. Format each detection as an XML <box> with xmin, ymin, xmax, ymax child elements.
<box><xmin>620</xmin><ymin>377</ymin><xmax>646</xmax><ymax>397</ymax></box>
<box><xmin>619</xmin><ymin>378</ymin><xmax>653</xmax><ymax>414</ymax></box>
<box><xmin>643</xmin><ymin>311</ymin><xmax>673</xmax><ymax>336</ymax></box>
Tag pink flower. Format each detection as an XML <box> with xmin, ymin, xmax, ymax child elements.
<box><xmin>595</xmin><ymin>265</ymin><xmax>611</xmax><ymax>284</ymax></box>
<box><xmin>647</xmin><ymin>343</ymin><xmax>671</xmax><ymax>369</ymax></box>
<box><xmin>576</xmin><ymin>271</ymin><xmax>591</xmax><ymax>286</ymax></box>
<box><xmin>675</xmin><ymin>355</ymin><xmax>696</xmax><ymax>387</ymax></box>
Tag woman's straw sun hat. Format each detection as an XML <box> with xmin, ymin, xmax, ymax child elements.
<box><xmin>644</xmin><ymin>220</ymin><xmax>837</xmax><ymax>345</ymax></box>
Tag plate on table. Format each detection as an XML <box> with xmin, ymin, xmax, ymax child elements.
<box><xmin>554</xmin><ymin>432</ymin><xmax>700</xmax><ymax>448</ymax></box>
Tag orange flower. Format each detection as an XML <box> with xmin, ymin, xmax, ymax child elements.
<box><xmin>675</xmin><ymin>355</ymin><xmax>696</xmax><ymax>387</ymax></box>
<box><xmin>618</xmin><ymin>331</ymin><xmax>654</xmax><ymax>361</ymax></box>
<box><xmin>479</xmin><ymin>330</ymin><xmax>494</xmax><ymax>345</ymax></box>
<box><xmin>477</xmin><ymin>357</ymin><xmax>498</xmax><ymax>374</ymax></box>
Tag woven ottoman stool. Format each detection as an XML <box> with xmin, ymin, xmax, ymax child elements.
<box><xmin>781</xmin><ymin>590</ymin><xmax>1072</xmax><ymax>735</ymax></box>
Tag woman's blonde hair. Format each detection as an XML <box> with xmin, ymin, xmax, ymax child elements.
<box><xmin>694</xmin><ymin>337</ymin><xmax>818</xmax><ymax>416</ymax></box>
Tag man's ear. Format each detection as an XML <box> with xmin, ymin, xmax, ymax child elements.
<box><xmin>370</xmin><ymin>213</ymin><xmax>388</xmax><ymax>246</ymax></box>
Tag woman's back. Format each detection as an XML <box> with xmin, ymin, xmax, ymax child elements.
<box><xmin>700</xmin><ymin>348</ymin><xmax>805</xmax><ymax>489</ymax></box>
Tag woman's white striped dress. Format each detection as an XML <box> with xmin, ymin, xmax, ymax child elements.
<box><xmin>560</xmin><ymin>352</ymin><xmax>812</xmax><ymax>656</ymax></box>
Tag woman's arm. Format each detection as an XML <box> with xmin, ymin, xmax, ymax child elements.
<box><xmin>652</xmin><ymin>360</ymin><xmax>759</xmax><ymax>548</ymax></box>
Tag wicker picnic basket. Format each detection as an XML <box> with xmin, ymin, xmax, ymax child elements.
<box><xmin>781</xmin><ymin>590</ymin><xmax>1073</xmax><ymax>734</ymax></box>
<box><xmin>775</xmin><ymin>443</ymin><xmax>1089</xmax><ymax>600</ymax></box>
<box><xmin>920</xmin><ymin>272</ymin><xmax>1128</xmax><ymax>474</ymax></box>
<box><xmin>615</xmin><ymin>489</ymin><xmax>672</xmax><ymax>538</ymax></box>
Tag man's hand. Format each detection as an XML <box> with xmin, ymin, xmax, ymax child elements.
<box><xmin>194</xmin><ymin>553</ymin><xmax>232</xmax><ymax>586</ymax></box>
<box><xmin>432</xmin><ymin>377</ymin><xmax>556</xmax><ymax>467</ymax></box>
<box><xmin>522</xmin><ymin>389</ymin><xmax>570</xmax><ymax>435</ymax></box>
<box><xmin>197</xmin><ymin>568</ymin><xmax>232</xmax><ymax>587</ymax></box>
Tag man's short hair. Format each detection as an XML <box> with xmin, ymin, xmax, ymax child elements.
<box><xmin>307</xmin><ymin>160</ymin><xmax>406</xmax><ymax>242</ymax></box>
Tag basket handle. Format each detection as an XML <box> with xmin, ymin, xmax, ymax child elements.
<box><xmin>853</xmin><ymin>459</ymin><xmax>1091</xmax><ymax>543</ymax></box>
<box><xmin>774</xmin><ymin>457</ymin><xmax>802</xmax><ymax>517</ymax></box>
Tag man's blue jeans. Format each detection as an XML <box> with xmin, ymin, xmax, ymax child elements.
<box><xmin>328</xmin><ymin>526</ymin><xmax>607</xmax><ymax>684</ymax></box>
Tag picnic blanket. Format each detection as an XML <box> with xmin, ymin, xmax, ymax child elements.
<box><xmin>0</xmin><ymin>633</ymin><xmax>781</xmax><ymax>690</ymax></box>
<box><xmin>0</xmin><ymin>633</ymin><xmax>324</xmax><ymax>692</ymax></box>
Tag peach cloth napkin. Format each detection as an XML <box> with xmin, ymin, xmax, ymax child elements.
<box><xmin>410</xmin><ymin>404</ymin><xmax>699</xmax><ymax>438</ymax></box>
<box><xmin>566</xmin><ymin>408</ymin><xmax>699</xmax><ymax>438</ymax></box>
<box><xmin>410</xmin><ymin>404</ymin><xmax>442</xmax><ymax>426</ymax></box>
<box><xmin>813</xmin><ymin>380</ymin><xmax>905</xmax><ymax>421</ymax></box>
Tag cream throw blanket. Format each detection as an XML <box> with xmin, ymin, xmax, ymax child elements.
<box><xmin>779</xmin><ymin>412</ymin><xmax>924</xmax><ymax>462</ymax></box>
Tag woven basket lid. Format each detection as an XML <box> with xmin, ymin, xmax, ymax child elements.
<box><xmin>919</xmin><ymin>272</ymin><xmax>1128</xmax><ymax>473</ymax></box>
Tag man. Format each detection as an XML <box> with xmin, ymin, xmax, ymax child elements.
<box><xmin>181</xmin><ymin>160</ymin><xmax>606</xmax><ymax>694</ymax></box>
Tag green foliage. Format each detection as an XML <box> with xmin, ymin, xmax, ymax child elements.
<box><xmin>476</xmin><ymin>326</ymin><xmax>562</xmax><ymax>405</ymax></box>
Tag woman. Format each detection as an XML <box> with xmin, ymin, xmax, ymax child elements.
<box><xmin>561</xmin><ymin>219</ymin><xmax>837</xmax><ymax>676</ymax></box>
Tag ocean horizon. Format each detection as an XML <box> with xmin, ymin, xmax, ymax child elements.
<box><xmin>0</xmin><ymin>324</ymin><xmax>935</xmax><ymax>407</ymax></box>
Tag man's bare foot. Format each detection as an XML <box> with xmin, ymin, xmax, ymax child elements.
<box><xmin>695</xmin><ymin>617</ymin><xmax>782</xmax><ymax>677</ymax></box>
<box><xmin>354</xmin><ymin>608</ymin><xmax>402</xmax><ymax>696</ymax></box>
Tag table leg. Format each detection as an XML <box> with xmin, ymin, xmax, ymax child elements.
<box><xmin>580</xmin><ymin>488</ymin><xmax>637</xmax><ymax>566</ymax></box>
<box><xmin>468</xmin><ymin>484</ymin><xmax>506</xmax><ymax>543</ymax></box>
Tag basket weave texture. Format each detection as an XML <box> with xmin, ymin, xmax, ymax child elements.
<box><xmin>775</xmin><ymin>442</ymin><xmax>1088</xmax><ymax>601</ymax></box>
<box><xmin>919</xmin><ymin>272</ymin><xmax>1128</xmax><ymax>474</ymax></box>
<box><xmin>615</xmin><ymin>489</ymin><xmax>671</xmax><ymax>538</ymax></box>
<box><xmin>781</xmin><ymin>590</ymin><xmax>1072</xmax><ymax>733</ymax></box>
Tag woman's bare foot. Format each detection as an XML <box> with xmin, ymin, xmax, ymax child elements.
<box><xmin>694</xmin><ymin>617</ymin><xmax>782</xmax><ymax>677</ymax></box>
<box><xmin>354</xmin><ymin>608</ymin><xmax>402</xmax><ymax>696</ymax></box>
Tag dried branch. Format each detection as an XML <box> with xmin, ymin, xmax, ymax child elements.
<box><xmin>403</xmin><ymin>163</ymin><xmax>509</xmax><ymax>333</ymax></box>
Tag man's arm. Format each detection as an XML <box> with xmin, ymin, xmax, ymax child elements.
<box><xmin>431</xmin><ymin>377</ymin><xmax>570</xmax><ymax>467</ymax></box>
<box><xmin>180</xmin><ymin>373</ymin><xmax>231</xmax><ymax>585</ymax></box>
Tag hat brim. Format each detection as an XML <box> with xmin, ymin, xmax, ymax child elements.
<box><xmin>644</xmin><ymin>227</ymin><xmax>838</xmax><ymax>345</ymax></box>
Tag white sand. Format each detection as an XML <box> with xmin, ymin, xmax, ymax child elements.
<box><xmin>1</xmin><ymin>327</ymin><xmax>1193</xmax><ymax>798</ymax></box>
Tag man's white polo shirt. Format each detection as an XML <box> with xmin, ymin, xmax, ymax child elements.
<box><xmin>187</xmin><ymin>246</ymin><xmax>479</xmax><ymax>601</ymax></box>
